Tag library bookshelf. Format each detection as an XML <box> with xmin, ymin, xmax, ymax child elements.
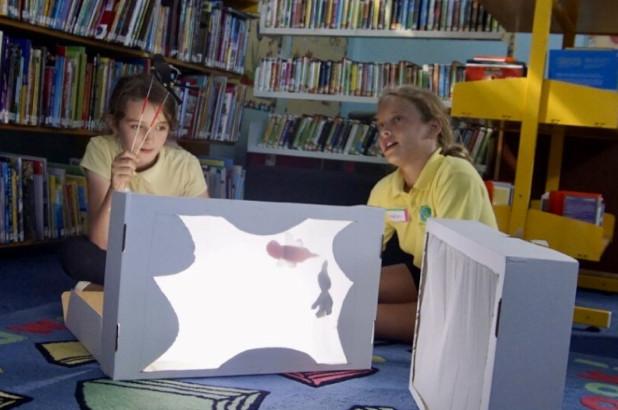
<box><xmin>259</xmin><ymin>27</ymin><xmax>504</xmax><ymax>40</ymax></box>
<box><xmin>451</xmin><ymin>0</ymin><xmax>617</xmax><ymax>263</ymax></box>
<box><xmin>0</xmin><ymin>2</ymin><xmax>252</xmax><ymax>248</ymax></box>
<box><xmin>246</xmin><ymin>119</ymin><xmax>389</xmax><ymax>164</ymax></box>
<box><xmin>252</xmin><ymin>90</ymin><xmax>453</xmax><ymax>106</ymax></box>
<box><xmin>0</xmin><ymin>16</ymin><xmax>243</xmax><ymax>79</ymax></box>
<box><xmin>252</xmin><ymin>0</ymin><xmax>503</xmax><ymax>165</ymax></box>
<box><xmin>451</xmin><ymin>0</ymin><xmax>618</xmax><ymax>328</ymax></box>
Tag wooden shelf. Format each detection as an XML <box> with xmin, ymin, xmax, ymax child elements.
<box><xmin>253</xmin><ymin>90</ymin><xmax>378</xmax><ymax>104</ymax></box>
<box><xmin>254</xmin><ymin>90</ymin><xmax>452</xmax><ymax>107</ymax></box>
<box><xmin>578</xmin><ymin>269</ymin><xmax>618</xmax><ymax>293</ymax></box>
<box><xmin>493</xmin><ymin>205</ymin><xmax>615</xmax><ymax>261</ymax></box>
<box><xmin>452</xmin><ymin>78</ymin><xmax>618</xmax><ymax>129</ymax></box>
<box><xmin>226</xmin><ymin>0</ymin><xmax>259</xmax><ymax>14</ymax></box>
<box><xmin>0</xmin><ymin>123</ymin><xmax>98</xmax><ymax>137</ymax></box>
<box><xmin>540</xmin><ymin>80</ymin><xmax>618</xmax><ymax>128</ymax></box>
<box><xmin>176</xmin><ymin>138</ymin><xmax>236</xmax><ymax>156</ymax></box>
<box><xmin>573</xmin><ymin>306</ymin><xmax>612</xmax><ymax>328</ymax></box>
<box><xmin>177</xmin><ymin>138</ymin><xmax>235</xmax><ymax>146</ymax></box>
<box><xmin>259</xmin><ymin>27</ymin><xmax>505</xmax><ymax>40</ymax></box>
<box><xmin>480</xmin><ymin>0</ymin><xmax>618</xmax><ymax>34</ymax></box>
<box><xmin>0</xmin><ymin>16</ymin><xmax>242</xmax><ymax>79</ymax></box>
<box><xmin>451</xmin><ymin>78</ymin><xmax>527</xmax><ymax>121</ymax></box>
<box><xmin>0</xmin><ymin>238</ymin><xmax>64</xmax><ymax>249</ymax></box>
<box><xmin>247</xmin><ymin>144</ymin><xmax>388</xmax><ymax>164</ymax></box>
<box><xmin>0</xmin><ymin>125</ymin><xmax>241</xmax><ymax>150</ymax></box>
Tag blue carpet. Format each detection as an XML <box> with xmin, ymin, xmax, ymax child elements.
<box><xmin>0</xmin><ymin>246</ymin><xmax>75</xmax><ymax>314</ymax></box>
<box><xmin>0</xmin><ymin>248</ymin><xmax>617</xmax><ymax>409</ymax></box>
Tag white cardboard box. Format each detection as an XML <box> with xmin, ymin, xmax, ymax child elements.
<box><xmin>410</xmin><ymin>219</ymin><xmax>578</xmax><ymax>410</ymax></box>
<box><xmin>63</xmin><ymin>192</ymin><xmax>384</xmax><ymax>380</ymax></box>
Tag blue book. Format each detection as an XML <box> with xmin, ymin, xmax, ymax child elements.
<box><xmin>563</xmin><ymin>196</ymin><xmax>602</xmax><ymax>225</ymax></box>
<box><xmin>548</xmin><ymin>49</ymin><xmax>618</xmax><ymax>91</ymax></box>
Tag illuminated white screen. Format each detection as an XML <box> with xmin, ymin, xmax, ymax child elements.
<box><xmin>143</xmin><ymin>216</ymin><xmax>354</xmax><ymax>372</ymax></box>
<box><xmin>413</xmin><ymin>235</ymin><xmax>499</xmax><ymax>410</ymax></box>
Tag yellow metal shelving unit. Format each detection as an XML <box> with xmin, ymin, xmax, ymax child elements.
<box><xmin>452</xmin><ymin>0</ymin><xmax>618</xmax><ymax>328</ymax></box>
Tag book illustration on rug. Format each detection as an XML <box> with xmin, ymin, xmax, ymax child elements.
<box><xmin>75</xmin><ymin>379</ymin><xmax>268</xmax><ymax>410</ymax></box>
<box><xmin>0</xmin><ymin>330</ymin><xmax>26</xmax><ymax>345</ymax></box>
<box><xmin>283</xmin><ymin>367</ymin><xmax>378</xmax><ymax>387</ymax></box>
<box><xmin>36</xmin><ymin>340</ymin><xmax>95</xmax><ymax>367</ymax></box>
<box><xmin>0</xmin><ymin>390</ymin><xmax>32</xmax><ymax>408</ymax></box>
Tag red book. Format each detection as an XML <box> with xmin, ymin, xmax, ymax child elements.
<box><xmin>464</xmin><ymin>63</ymin><xmax>525</xmax><ymax>81</ymax></box>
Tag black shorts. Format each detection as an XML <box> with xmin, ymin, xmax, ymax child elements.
<box><xmin>60</xmin><ymin>236</ymin><xmax>106</xmax><ymax>285</ymax></box>
<box><xmin>381</xmin><ymin>233</ymin><xmax>421</xmax><ymax>288</ymax></box>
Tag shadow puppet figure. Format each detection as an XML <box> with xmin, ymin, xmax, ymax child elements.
<box><xmin>311</xmin><ymin>260</ymin><xmax>333</xmax><ymax>317</ymax></box>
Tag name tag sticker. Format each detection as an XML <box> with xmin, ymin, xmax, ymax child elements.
<box><xmin>386</xmin><ymin>209</ymin><xmax>409</xmax><ymax>223</ymax></box>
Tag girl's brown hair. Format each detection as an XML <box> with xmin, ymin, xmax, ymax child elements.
<box><xmin>379</xmin><ymin>85</ymin><xmax>471</xmax><ymax>161</ymax></box>
<box><xmin>107</xmin><ymin>73</ymin><xmax>178</xmax><ymax>130</ymax></box>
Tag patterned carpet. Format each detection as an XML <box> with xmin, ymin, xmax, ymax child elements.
<box><xmin>0</xmin><ymin>249</ymin><xmax>617</xmax><ymax>409</ymax></box>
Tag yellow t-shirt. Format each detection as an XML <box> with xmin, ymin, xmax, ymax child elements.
<box><xmin>368</xmin><ymin>149</ymin><xmax>497</xmax><ymax>268</ymax></box>
<box><xmin>80</xmin><ymin>135</ymin><xmax>207</xmax><ymax>197</ymax></box>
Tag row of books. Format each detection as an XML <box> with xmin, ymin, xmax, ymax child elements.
<box><xmin>541</xmin><ymin>191</ymin><xmax>605</xmax><ymax>226</ymax></box>
<box><xmin>0</xmin><ymin>152</ymin><xmax>87</xmax><ymax>244</ymax></box>
<box><xmin>0</xmin><ymin>151</ymin><xmax>248</xmax><ymax>245</ymax></box>
<box><xmin>177</xmin><ymin>76</ymin><xmax>247</xmax><ymax>142</ymax></box>
<box><xmin>258</xmin><ymin>113</ymin><xmax>500</xmax><ymax>165</ymax></box>
<box><xmin>0</xmin><ymin>34</ymin><xmax>145</xmax><ymax>129</ymax></box>
<box><xmin>453</xmin><ymin>122</ymin><xmax>496</xmax><ymax>167</ymax></box>
<box><xmin>199</xmin><ymin>158</ymin><xmax>246</xmax><ymax>200</ymax></box>
<box><xmin>254</xmin><ymin>57</ymin><xmax>465</xmax><ymax>100</ymax></box>
<box><xmin>259</xmin><ymin>113</ymin><xmax>382</xmax><ymax>157</ymax></box>
<box><xmin>1</xmin><ymin>0</ymin><xmax>250</xmax><ymax>73</ymax></box>
<box><xmin>484</xmin><ymin>181</ymin><xmax>606</xmax><ymax>227</ymax></box>
<box><xmin>0</xmin><ymin>31</ymin><xmax>247</xmax><ymax>141</ymax></box>
<box><xmin>261</xmin><ymin>0</ymin><xmax>501</xmax><ymax>32</ymax></box>
<box><xmin>464</xmin><ymin>56</ymin><xmax>526</xmax><ymax>81</ymax></box>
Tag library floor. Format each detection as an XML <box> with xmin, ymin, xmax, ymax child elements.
<box><xmin>0</xmin><ymin>247</ymin><xmax>617</xmax><ymax>409</ymax></box>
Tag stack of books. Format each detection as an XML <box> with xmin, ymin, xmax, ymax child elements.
<box><xmin>464</xmin><ymin>56</ymin><xmax>526</xmax><ymax>81</ymax></box>
<box><xmin>541</xmin><ymin>190</ymin><xmax>605</xmax><ymax>226</ymax></box>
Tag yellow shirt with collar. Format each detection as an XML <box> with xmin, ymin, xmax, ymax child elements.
<box><xmin>368</xmin><ymin>149</ymin><xmax>497</xmax><ymax>268</ymax></box>
<box><xmin>80</xmin><ymin>135</ymin><xmax>207</xmax><ymax>197</ymax></box>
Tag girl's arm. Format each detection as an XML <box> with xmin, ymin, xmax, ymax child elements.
<box><xmin>86</xmin><ymin>151</ymin><xmax>138</xmax><ymax>250</ymax></box>
<box><xmin>86</xmin><ymin>171</ymin><xmax>114</xmax><ymax>250</ymax></box>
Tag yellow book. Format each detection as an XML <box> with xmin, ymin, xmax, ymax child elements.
<box><xmin>304</xmin><ymin>0</ymin><xmax>312</xmax><ymax>28</ymax></box>
<box><xmin>30</xmin><ymin>49</ymin><xmax>41</xmax><ymax>125</ymax></box>
<box><xmin>325</xmin><ymin>0</ymin><xmax>333</xmax><ymax>28</ymax></box>
<box><xmin>11</xmin><ymin>171</ymin><xmax>17</xmax><ymax>242</ymax></box>
<box><xmin>341</xmin><ymin>0</ymin><xmax>349</xmax><ymax>28</ymax></box>
<box><xmin>351</xmin><ymin>64</ymin><xmax>358</xmax><ymax>96</ymax></box>
<box><xmin>66</xmin><ymin>175</ymin><xmax>88</xmax><ymax>235</ymax></box>
<box><xmin>19</xmin><ymin>83</ymin><xmax>27</xmax><ymax>124</ymax></box>
<box><xmin>351</xmin><ymin>0</ymin><xmax>359</xmax><ymax>29</ymax></box>
<box><xmin>372</xmin><ymin>0</ymin><xmax>380</xmax><ymax>29</ymax></box>
<box><xmin>385</xmin><ymin>0</ymin><xmax>393</xmax><ymax>30</ymax></box>
<box><xmin>262</xmin><ymin>115</ymin><xmax>276</xmax><ymax>145</ymax></box>
<box><xmin>44</xmin><ymin>0</ymin><xmax>55</xmax><ymax>25</ymax></box>
<box><xmin>48</xmin><ymin>174</ymin><xmax>56</xmax><ymax>239</ymax></box>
